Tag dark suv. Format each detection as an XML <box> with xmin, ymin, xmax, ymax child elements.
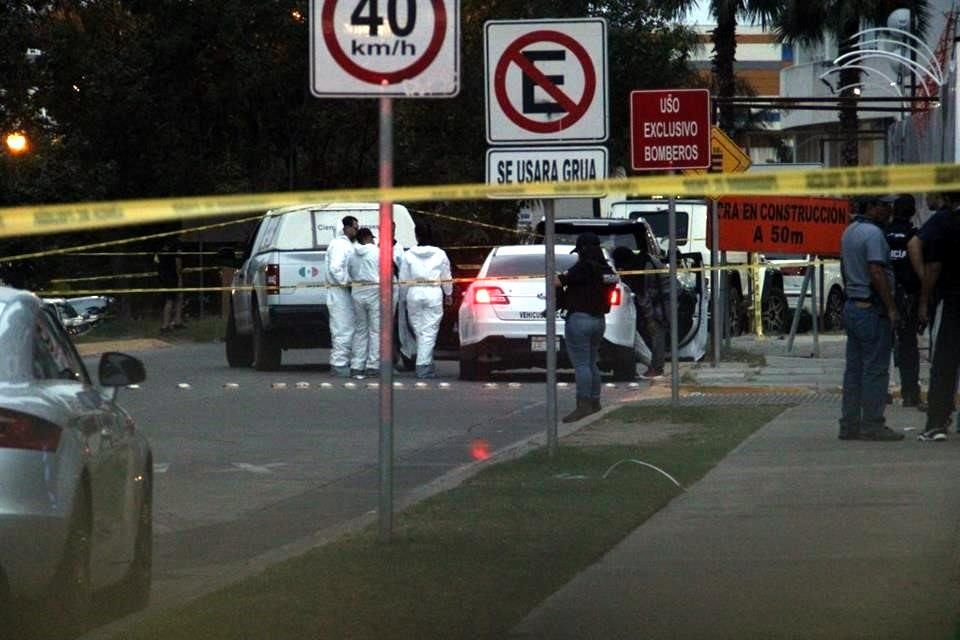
<box><xmin>532</xmin><ymin>218</ymin><xmax>663</xmax><ymax>258</ymax></box>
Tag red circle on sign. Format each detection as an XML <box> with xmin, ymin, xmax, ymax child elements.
<box><xmin>322</xmin><ymin>0</ymin><xmax>447</xmax><ymax>85</ymax></box>
<box><xmin>494</xmin><ymin>30</ymin><xmax>596</xmax><ymax>134</ymax></box>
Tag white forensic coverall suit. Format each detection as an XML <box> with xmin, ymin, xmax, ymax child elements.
<box><xmin>348</xmin><ymin>243</ymin><xmax>380</xmax><ymax>372</ymax></box>
<box><xmin>324</xmin><ymin>233</ymin><xmax>355</xmax><ymax>370</ymax></box>
<box><xmin>399</xmin><ymin>246</ymin><xmax>452</xmax><ymax>368</ymax></box>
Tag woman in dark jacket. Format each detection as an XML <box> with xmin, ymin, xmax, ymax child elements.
<box><xmin>557</xmin><ymin>232</ymin><xmax>615</xmax><ymax>423</ymax></box>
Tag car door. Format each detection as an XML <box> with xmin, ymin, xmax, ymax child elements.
<box><xmin>36</xmin><ymin>310</ymin><xmax>129</xmax><ymax>585</ymax></box>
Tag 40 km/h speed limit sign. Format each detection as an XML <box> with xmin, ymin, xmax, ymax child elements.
<box><xmin>311</xmin><ymin>0</ymin><xmax>460</xmax><ymax>98</ymax></box>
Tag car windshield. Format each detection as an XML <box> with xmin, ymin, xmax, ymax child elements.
<box><xmin>486</xmin><ymin>254</ymin><xmax>579</xmax><ymax>278</ymax></box>
<box><xmin>554</xmin><ymin>233</ymin><xmax>636</xmax><ymax>251</ymax></box>
<box><xmin>57</xmin><ymin>303</ymin><xmax>79</xmax><ymax>319</ymax></box>
<box><xmin>630</xmin><ymin>210</ymin><xmax>690</xmax><ymax>246</ymax></box>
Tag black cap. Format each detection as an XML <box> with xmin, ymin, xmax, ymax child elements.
<box><xmin>855</xmin><ymin>195</ymin><xmax>895</xmax><ymax>214</ymax></box>
<box><xmin>571</xmin><ymin>232</ymin><xmax>601</xmax><ymax>254</ymax></box>
<box><xmin>893</xmin><ymin>194</ymin><xmax>916</xmax><ymax>218</ymax></box>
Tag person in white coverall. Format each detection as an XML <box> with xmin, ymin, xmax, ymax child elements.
<box><xmin>348</xmin><ymin>228</ymin><xmax>381</xmax><ymax>378</ymax></box>
<box><xmin>324</xmin><ymin>215</ymin><xmax>358</xmax><ymax>377</ymax></box>
<box><xmin>398</xmin><ymin>224</ymin><xmax>452</xmax><ymax>379</ymax></box>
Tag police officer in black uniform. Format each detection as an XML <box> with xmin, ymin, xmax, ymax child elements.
<box><xmin>885</xmin><ymin>194</ymin><xmax>924</xmax><ymax>409</ymax></box>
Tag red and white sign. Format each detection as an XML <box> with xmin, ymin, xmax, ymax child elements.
<box><xmin>485</xmin><ymin>19</ymin><xmax>607</xmax><ymax>144</ymax></box>
<box><xmin>310</xmin><ymin>0</ymin><xmax>459</xmax><ymax>98</ymax></box>
<box><xmin>630</xmin><ymin>89</ymin><xmax>711</xmax><ymax>171</ymax></box>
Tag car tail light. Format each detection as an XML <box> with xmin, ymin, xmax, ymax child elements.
<box><xmin>608</xmin><ymin>287</ymin><xmax>621</xmax><ymax>306</ymax></box>
<box><xmin>265</xmin><ymin>264</ymin><xmax>280</xmax><ymax>295</ymax></box>
<box><xmin>473</xmin><ymin>286</ymin><xmax>509</xmax><ymax>304</ymax></box>
<box><xmin>0</xmin><ymin>409</ymin><xmax>61</xmax><ymax>452</ymax></box>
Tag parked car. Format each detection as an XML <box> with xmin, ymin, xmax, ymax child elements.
<box><xmin>220</xmin><ymin>203</ymin><xmax>417</xmax><ymax>370</ymax></box>
<box><xmin>761</xmin><ymin>254</ymin><xmax>845</xmax><ymax>332</ymax></box>
<box><xmin>42</xmin><ymin>298</ymin><xmax>95</xmax><ymax>337</ymax></box>
<box><xmin>458</xmin><ymin>244</ymin><xmax>637</xmax><ymax>380</ymax></box>
<box><xmin>65</xmin><ymin>296</ymin><xmax>117</xmax><ymax>325</ymax></box>
<box><xmin>530</xmin><ymin>216</ymin><xmax>708</xmax><ymax>360</ymax></box>
<box><xmin>0</xmin><ymin>287</ymin><xmax>152</xmax><ymax>629</ymax></box>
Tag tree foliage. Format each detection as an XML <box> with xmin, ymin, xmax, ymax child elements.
<box><xmin>0</xmin><ymin>0</ymin><xmax>701</xmax><ymax>268</ymax></box>
<box><xmin>776</xmin><ymin>0</ymin><xmax>930</xmax><ymax>165</ymax></box>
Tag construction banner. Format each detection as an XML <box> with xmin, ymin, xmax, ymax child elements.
<box><xmin>713</xmin><ymin>196</ymin><xmax>851</xmax><ymax>255</ymax></box>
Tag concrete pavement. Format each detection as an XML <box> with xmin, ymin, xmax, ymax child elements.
<box><xmin>511</xmin><ymin>401</ymin><xmax>960</xmax><ymax>640</ymax></box>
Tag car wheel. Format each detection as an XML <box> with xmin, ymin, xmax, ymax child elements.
<box><xmin>458</xmin><ymin>352</ymin><xmax>489</xmax><ymax>381</ymax></box>
<box><xmin>762</xmin><ymin>288</ymin><xmax>789</xmax><ymax>335</ymax></box>
<box><xmin>225</xmin><ymin>300</ymin><xmax>253</xmax><ymax>368</ymax></box>
<box><xmin>823</xmin><ymin>287</ymin><xmax>845</xmax><ymax>331</ymax></box>
<box><xmin>727</xmin><ymin>287</ymin><xmax>744</xmax><ymax>337</ymax></box>
<box><xmin>611</xmin><ymin>346</ymin><xmax>636</xmax><ymax>382</ymax></box>
<box><xmin>252</xmin><ymin>306</ymin><xmax>281</xmax><ymax>371</ymax></box>
<box><xmin>51</xmin><ymin>486</ymin><xmax>92</xmax><ymax>630</ymax></box>
<box><xmin>120</xmin><ymin>477</ymin><xmax>153</xmax><ymax>613</ymax></box>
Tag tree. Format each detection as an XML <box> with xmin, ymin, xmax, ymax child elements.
<box><xmin>777</xmin><ymin>0</ymin><xmax>929</xmax><ymax>166</ymax></box>
<box><xmin>659</xmin><ymin>0</ymin><xmax>782</xmax><ymax>136</ymax></box>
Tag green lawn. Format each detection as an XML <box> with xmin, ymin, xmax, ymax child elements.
<box><xmin>114</xmin><ymin>404</ymin><xmax>787</xmax><ymax>640</ymax></box>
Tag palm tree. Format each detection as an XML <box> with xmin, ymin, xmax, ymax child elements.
<box><xmin>777</xmin><ymin>0</ymin><xmax>929</xmax><ymax>166</ymax></box>
<box><xmin>661</xmin><ymin>0</ymin><xmax>783</xmax><ymax>135</ymax></box>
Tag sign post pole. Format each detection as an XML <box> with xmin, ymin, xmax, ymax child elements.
<box><xmin>752</xmin><ymin>253</ymin><xmax>764</xmax><ymax>338</ymax></box>
<box><xmin>711</xmin><ymin>199</ymin><xmax>720</xmax><ymax>367</ymax></box>
<box><xmin>811</xmin><ymin>256</ymin><xmax>821</xmax><ymax>358</ymax></box>
<box><xmin>786</xmin><ymin>268</ymin><xmax>812</xmax><ymax>353</ymax></box>
<box><xmin>669</xmin><ymin>197</ymin><xmax>679</xmax><ymax>402</ymax></box>
<box><xmin>312</xmin><ymin>0</ymin><xmax>460</xmax><ymax>544</ymax></box>
<box><xmin>544</xmin><ymin>200</ymin><xmax>558</xmax><ymax>456</ymax></box>
<box><xmin>378</xmin><ymin>95</ymin><xmax>394</xmax><ymax>543</ymax></box>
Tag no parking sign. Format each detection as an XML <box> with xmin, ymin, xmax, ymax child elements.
<box><xmin>484</xmin><ymin>19</ymin><xmax>608</xmax><ymax>144</ymax></box>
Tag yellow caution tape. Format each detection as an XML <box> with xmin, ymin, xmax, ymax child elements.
<box><xmin>4</xmin><ymin>162</ymin><xmax>959</xmax><ymax>239</ymax></box>
<box><xmin>36</xmin><ymin>258</ymin><xmax>839</xmax><ymax>297</ymax></box>
<box><xmin>0</xmin><ymin>215</ymin><xmax>262</xmax><ymax>263</ymax></box>
<box><xmin>48</xmin><ymin>266</ymin><xmax>221</xmax><ymax>285</ymax></box>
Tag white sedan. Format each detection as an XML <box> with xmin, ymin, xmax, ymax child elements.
<box><xmin>458</xmin><ymin>245</ymin><xmax>638</xmax><ymax>380</ymax></box>
<box><xmin>0</xmin><ymin>288</ymin><xmax>152</xmax><ymax>632</ymax></box>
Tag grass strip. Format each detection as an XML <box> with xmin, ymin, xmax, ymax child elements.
<box><xmin>118</xmin><ymin>404</ymin><xmax>788</xmax><ymax>640</ymax></box>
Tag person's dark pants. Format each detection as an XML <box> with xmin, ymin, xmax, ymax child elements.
<box><xmin>926</xmin><ymin>295</ymin><xmax>960</xmax><ymax>432</ymax></box>
<box><xmin>894</xmin><ymin>290</ymin><xmax>921</xmax><ymax>402</ymax></box>
<box><xmin>639</xmin><ymin>319</ymin><xmax>666</xmax><ymax>372</ymax></box>
<box><xmin>564</xmin><ymin>312</ymin><xmax>605</xmax><ymax>401</ymax></box>
<box><xmin>840</xmin><ymin>300</ymin><xmax>893</xmax><ymax>436</ymax></box>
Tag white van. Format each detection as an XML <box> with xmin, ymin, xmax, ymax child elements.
<box><xmin>222</xmin><ymin>202</ymin><xmax>416</xmax><ymax>370</ymax></box>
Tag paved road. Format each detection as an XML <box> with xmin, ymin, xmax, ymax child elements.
<box><xmin>79</xmin><ymin>342</ymin><xmax>648</xmax><ymax>633</ymax></box>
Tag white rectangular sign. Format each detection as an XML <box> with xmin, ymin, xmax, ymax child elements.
<box><xmin>484</xmin><ymin>19</ymin><xmax>608</xmax><ymax>144</ymax></box>
<box><xmin>310</xmin><ymin>0</ymin><xmax>459</xmax><ymax>98</ymax></box>
<box><xmin>485</xmin><ymin>146</ymin><xmax>608</xmax><ymax>198</ymax></box>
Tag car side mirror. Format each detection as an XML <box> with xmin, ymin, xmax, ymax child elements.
<box><xmin>98</xmin><ymin>352</ymin><xmax>146</xmax><ymax>387</ymax></box>
<box><xmin>216</xmin><ymin>246</ymin><xmax>246</xmax><ymax>268</ymax></box>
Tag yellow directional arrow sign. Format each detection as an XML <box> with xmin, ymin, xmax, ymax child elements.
<box><xmin>684</xmin><ymin>126</ymin><xmax>752</xmax><ymax>175</ymax></box>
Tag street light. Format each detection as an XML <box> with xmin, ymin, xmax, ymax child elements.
<box><xmin>4</xmin><ymin>132</ymin><xmax>29</xmax><ymax>155</ymax></box>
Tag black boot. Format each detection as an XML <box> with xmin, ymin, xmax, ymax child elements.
<box><xmin>562</xmin><ymin>397</ymin><xmax>594</xmax><ymax>423</ymax></box>
<box><xmin>590</xmin><ymin>398</ymin><xmax>601</xmax><ymax>412</ymax></box>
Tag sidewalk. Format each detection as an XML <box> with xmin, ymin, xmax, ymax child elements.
<box><xmin>511</xmin><ymin>402</ymin><xmax>960</xmax><ymax>640</ymax></box>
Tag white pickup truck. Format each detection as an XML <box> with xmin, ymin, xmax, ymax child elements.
<box><xmin>221</xmin><ymin>203</ymin><xmax>416</xmax><ymax>370</ymax></box>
